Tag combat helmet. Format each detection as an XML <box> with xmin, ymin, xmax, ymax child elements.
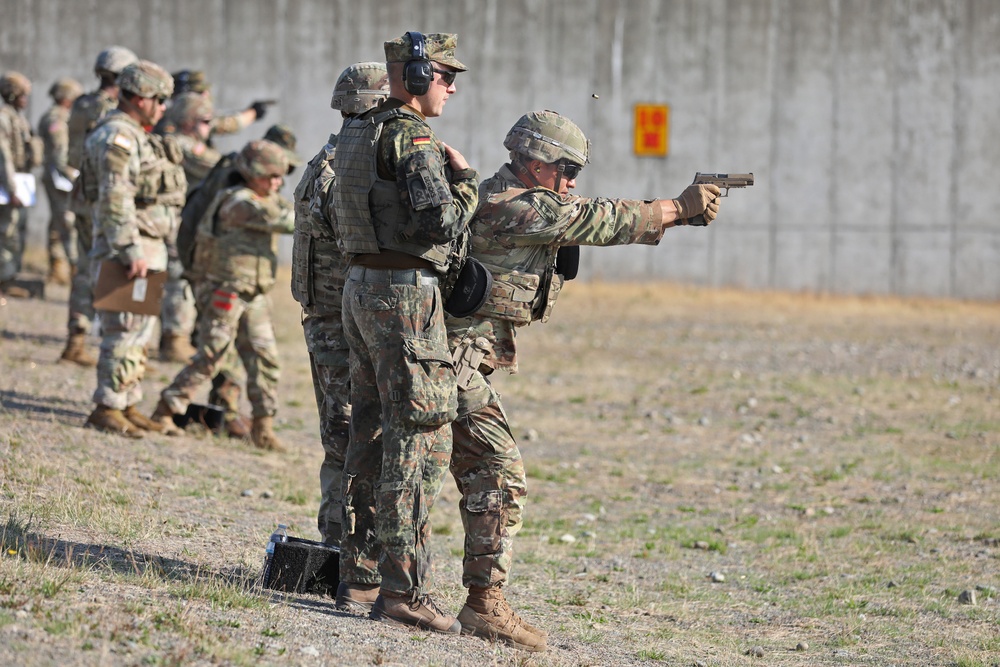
<box><xmin>49</xmin><ymin>77</ymin><xmax>83</xmax><ymax>103</ymax></box>
<box><xmin>235</xmin><ymin>139</ymin><xmax>289</xmax><ymax>180</ymax></box>
<box><xmin>330</xmin><ymin>62</ymin><xmax>389</xmax><ymax>115</ymax></box>
<box><xmin>171</xmin><ymin>91</ymin><xmax>213</xmax><ymax>125</ymax></box>
<box><xmin>173</xmin><ymin>70</ymin><xmax>210</xmax><ymax>95</ymax></box>
<box><xmin>94</xmin><ymin>45</ymin><xmax>139</xmax><ymax>78</ymax></box>
<box><xmin>0</xmin><ymin>71</ymin><xmax>31</xmax><ymax>103</ymax></box>
<box><xmin>503</xmin><ymin>110</ymin><xmax>590</xmax><ymax>166</ymax></box>
<box><xmin>117</xmin><ymin>60</ymin><xmax>174</xmax><ymax>99</ymax></box>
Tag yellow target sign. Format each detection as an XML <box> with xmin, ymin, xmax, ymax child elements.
<box><xmin>634</xmin><ymin>104</ymin><xmax>670</xmax><ymax>157</ymax></box>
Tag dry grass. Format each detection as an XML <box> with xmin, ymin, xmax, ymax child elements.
<box><xmin>1</xmin><ymin>272</ymin><xmax>999</xmax><ymax>666</ymax></box>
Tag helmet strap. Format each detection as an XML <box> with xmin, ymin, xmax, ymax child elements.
<box><xmin>513</xmin><ymin>157</ymin><xmax>546</xmax><ymax>189</ymax></box>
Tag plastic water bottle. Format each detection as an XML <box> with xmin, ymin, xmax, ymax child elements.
<box><xmin>261</xmin><ymin>523</ymin><xmax>288</xmax><ymax>586</ymax></box>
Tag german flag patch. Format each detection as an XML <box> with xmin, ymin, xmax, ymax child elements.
<box><xmin>411</xmin><ymin>136</ymin><xmax>431</xmax><ymax>146</ymax></box>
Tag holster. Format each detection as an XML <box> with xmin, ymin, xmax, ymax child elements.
<box><xmin>450</xmin><ymin>336</ymin><xmax>494</xmax><ymax>390</ymax></box>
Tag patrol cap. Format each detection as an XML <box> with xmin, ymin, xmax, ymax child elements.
<box><xmin>94</xmin><ymin>45</ymin><xmax>138</xmax><ymax>77</ymax></box>
<box><xmin>262</xmin><ymin>124</ymin><xmax>302</xmax><ymax>167</ymax></box>
<box><xmin>331</xmin><ymin>61</ymin><xmax>389</xmax><ymax>114</ymax></box>
<box><xmin>173</xmin><ymin>69</ymin><xmax>210</xmax><ymax>95</ymax></box>
<box><xmin>384</xmin><ymin>32</ymin><xmax>467</xmax><ymax>71</ymax></box>
<box><xmin>172</xmin><ymin>91</ymin><xmax>214</xmax><ymax>125</ymax></box>
<box><xmin>118</xmin><ymin>60</ymin><xmax>174</xmax><ymax>99</ymax></box>
<box><xmin>0</xmin><ymin>71</ymin><xmax>32</xmax><ymax>102</ymax></box>
<box><xmin>235</xmin><ymin>139</ymin><xmax>289</xmax><ymax>179</ymax></box>
<box><xmin>504</xmin><ymin>110</ymin><xmax>590</xmax><ymax>166</ymax></box>
<box><xmin>48</xmin><ymin>77</ymin><xmax>83</xmax><ymax>103</ymax></box>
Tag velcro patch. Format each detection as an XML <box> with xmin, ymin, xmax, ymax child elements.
<box><xmin>212</xmin><ymin>289</ymin><xmax>238</xmax><ymax>311</ymax></box>
<box><xmin>112</xmin><ymin>133</ymin><xmax>133</xmax><ymax>151</ymax></box>
<box><xmin>411</xmin><ymin>136</ymin><xmax>431</xmax><ymax>146</ymax></box>
<box><xmin>193</xmin><ymin>143</ymin><xmax>205</xmax><ymax>156</ymax></box>
<box><xmin>48</xmin><ymin>122</ymin><xmax>61</xmax><ymax>134</ymax></box>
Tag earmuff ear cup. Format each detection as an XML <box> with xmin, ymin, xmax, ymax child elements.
<box><xmin>403</xmin><ymin>59</ymin><xmax>433</xmax><ymax>96</ymax></box>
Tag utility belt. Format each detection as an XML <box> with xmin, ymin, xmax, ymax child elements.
<box><xmin>350</xmin><ymin>249</ymin><xmax>435</xmax><ymax>271</ymax></box>
<box><xmin>346</xmin><ymin>265</ymin><xmax>439</xmax><ymax>287</ymax></box>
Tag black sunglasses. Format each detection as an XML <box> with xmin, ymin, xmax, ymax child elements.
<box><xmin>557</xmin><ymin>161</ymin><xmax>583</xmax><ymax>180</ymax></box>
<box><xmin>431</xmin><ymin>67</ymin><xmax>457</xmax><ymax>86</ymax></box>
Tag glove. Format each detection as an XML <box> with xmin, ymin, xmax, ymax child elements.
<box><xmin>672</xmin><ymin>183</ymin><xmax>721</xmax><ymax>223</ymax></box>
<box><xmin>251</xmin><ymin>101</ymin><xmax>269</xmax><ymax>120</ymax></box>
<box><xmin>686</xmin><ymin>199</ymin><xmax>721</xmax><ymax>227</ymax></box>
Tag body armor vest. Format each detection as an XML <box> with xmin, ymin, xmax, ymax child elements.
<box><xmin>472</xmin><ymin>185</ymin><xmax>564</xmax><ymax>325</ymax></box>
<box><xmin>332</xmin><ymin>107</ymin><xmax>451</xmax><ymax>272</ymax></box>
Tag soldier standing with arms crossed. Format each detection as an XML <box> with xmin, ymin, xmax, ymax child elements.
<box><xmin>81</xmin><ymin>60</ymin><xmax>187</xmax><ymax>437</ymax></box>
<box><xmin>445</xmin><ymin>110</ymin><xmax>721</xmax><ymax>651</ymax></box>
<box><xmin>59</xmin><ymin>46</ymin><xmax>139</xmax><ymax>367</ymax></box>
<box><xmin>291</xmin><ymin>62</ymin><xmax>389</xmax><ymax>547</ymax></box>
<box><xmin>331</xmin><ymin>32</ymin><xmax>478</xmax><ymax>633</ymax></box>
<box><xmin>38</xmin><ymin>77</ymin><xmax>83</xmax><ymax>286</ymax></box>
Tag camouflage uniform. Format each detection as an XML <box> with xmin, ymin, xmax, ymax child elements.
<box><xmin>334</xmin><ymin>40</ymin><xmax>479</xmax><ymax>598</ymax></box>
<box><xmin>158</xmin><ymin>141</ymin><xmax>293</xmax><ymax>435</ymax></box>
<box><xmin>447</xmin><ymin>163</ymin><xmax>666</xmax><ymax>585</ymax></box>
<box><xmin>0</xmin><ymin>72</ymin><xmax>37</xmax><ymax>290</ymax></box>
<box><xmin>38</xmin><ymin>78</ymin><xmax>83</xmax><ymax>274</ymax></box>
<box><xmin>293</xmin><ymin>134</ymin><xmax>352</xmax><ymax>544</ymax></box>
<box><xmin>292</xmin><ymin>62</ymin><xmax>388</xmax><ymax>546</ymax></box>
<box><xmin>83</xmin><ymin>64</ymin><xmax>185</xmax><ymax>413</ymax></box>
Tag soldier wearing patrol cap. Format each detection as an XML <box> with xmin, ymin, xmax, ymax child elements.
<box><xmin>80</xmin><ymin>59</ymin><xmax>189</xmax><ymax>438</ymax></box>
<box><xmin>0</xmin><ymin>71</ymin><xmax>42</xmax><ymax>298</ymax></box>
<box><xmin>151</xmin><ymin>139</ymin><xmax>295</xmax><ymax>452</ymax></box>
<box><xmin>290</xmin><ymin>62</ymin><xmax>389</xmax><ymax>559</ymax></box>
<box><xmin>331</xmin><ymin>33</ymin><xmax>478</xmax><ymax>634</ymax></box>
<box><xmin>441</xmin><ymin>110</ymin><xmax>723</xmax><ymax>651</ymax></box>
<box><xmin>38</xmin><ymin>77</ymin><xmax>83</xmax><ymax>286</ymax></box>
<box><xmin>59</xmin><ymin>45</ymin><xmax>139</xmax><ymax>367</ymax></box>
<box><xmin>262</xmin><ymin>124</ymin><xmax>302</xmax><ymax>174</ymax></box>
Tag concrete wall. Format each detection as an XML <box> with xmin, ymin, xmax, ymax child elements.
<box><xmin>3</xmin><ymin>0</ymin><xmax>998</xmax><ymax>299</ymax></box>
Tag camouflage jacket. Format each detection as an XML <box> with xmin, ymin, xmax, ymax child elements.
<box><xmin>38</xmin><ymin>104</ymin><xmax>73</xmax><ymax>180</ymax></box>
<box><xmin>208</xmin><ymin>185</ymin><xmax>294</xmax><ymax>296</ymax></box>
<box><xmin>0</xmin><ymin>104</ymin><xmax>33</xmax><ymax>195</ymax></box>
<box><xmin>291</xmin><ymin>133</ymin><xmax>348</xmax><ymax>315</ymax></box>
<box><xmin>447</xmin><ymin>163</ymin><xmax>664</xmax><ymax>374</ymax></box>
<box><xmin>168</xmin><ymin>132</ymin><xmax>223</xmax><ymax>194</ymax></box>
<box><xmin>83</xmin><ymin>110</ymin><xmax>187</xmax><ymax>269</ymax></box>
<box><xmin>67</xmin><ymin>89</ymin><xmax>117</xmax><ymax>170</ymax></box>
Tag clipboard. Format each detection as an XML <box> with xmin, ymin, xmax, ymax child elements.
<box><xmin>92</xmin><ymin>260</ymin><xmax>166</xmax><ymax>316</ymax></box>
<box><xmin>0</xmin><ymin>173</ymin><xmax>37</xmax><ymax>206</ymax></box>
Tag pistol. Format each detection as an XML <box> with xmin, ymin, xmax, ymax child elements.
<box><xmin>693</xmin><ymin>172</ymin><xmax>754</xmax><ymax>197</ymax></box>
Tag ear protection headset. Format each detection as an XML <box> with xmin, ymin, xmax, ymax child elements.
<box><xmin>402</xmin><ymin>31</ymin><xmax>433</xmax><ymax>96</ymax></box>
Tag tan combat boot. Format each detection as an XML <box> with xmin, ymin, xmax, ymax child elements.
<box><xmin>147</xmin><ymin>399</ymin><xmax>182</xmax><ymax>435</ymax></box>
<box><xmin>0</xmin><ymin>282</ymin><xmax>31</xmax><ymax>299</ymax></box>
<box><xmin>159</xmin><ymin>333</ymin><xmax>197</xmax><ymax>363</ymax></box>
<box><xmin>224</xmin><ymin>413</ymin><xmax>252</xmax><ymax>439</ymax></box>
<box><xmin>250</xmin><ymin>416</ymin><xmax>286</xmax><ymax>452</ymax></box>
<box><xmin>370</xmin><ymin>591</ymin><xmax>461</xmax><ymax>634</ymax></box>
<box><xmin>335</xmin><ymin>582</ymin><xmax>380</xmax><ymax>614</ymax></box>
<box><xmin>209</xmin><ymin>375</ymin><xmax>252</xmax><ymax>438</ymax></box>
<box><xmin>58</xmin><ymin>333</ymin><xmax>97</xmax><ymax>367</ymax></box>
<box><xmin>85</xmin><ymin>405</ymin><xmax>145</xmax><ymax>439</ymax></box>
<box><xmin>48</xmin><ymin>257</ymin><xmax>71</xmax><ymax>286</ymax></box>
<box><xmin>457</xmin><ymin>585</ymin><xmax>547</xmax><ymax>652</ymax></box>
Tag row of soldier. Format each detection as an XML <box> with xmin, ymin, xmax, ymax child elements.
<box><xmin>1</xmin><ymin>31</ymin><xmax>724</xmax><ymax>653</ymax></box>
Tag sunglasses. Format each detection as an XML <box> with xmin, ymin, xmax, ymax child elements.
<box><xmin>557</xmin><ymin>161</ymin><xmax>583</xmax><ymax>180</ymax></box>
<box><xmin>154</xmin><ymin>96</ymin><xmax>168</xmax><ymax>105</ymax></box>
<box><xmin>431</xmin><ymin>67</ymin><xmax>457</xmax><ymax>86</ymax></box>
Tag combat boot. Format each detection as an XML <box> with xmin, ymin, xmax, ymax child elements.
<box><xmin>0</xmin><ymin>282</ymin><xmax>31</xmax><ymax>299</ymax></box>
<box><xmin>58</xmin><ymin>333</ymin><xmax>97</xmax><ymax>367</ymax></box>
<box><xmin>224</xmin><ymin>413</ymin><xmax>252</xmax><ymax>439</ymax></box>
<box><xmin>457</xmin><ymin>585</ymin><xmax>547</xmax><ymax>652</ymax></box>
<box><xmin>48</xmin><ymin>257</ymin><xmax>71</xmax><ymax>286</ymax></box>
<box><xmin>334</xmin><ymin>582</ymin><xmax>380</xmax><ymax>614</ymax></box>
<box><xmin>159</xmin><ymin>333</ymin><xmax>197</xmax><ymax>363</ymax></box>
<box><xmin>124</xmin><ymin>404</ymin><xmax>178</xmax><ymax>435</ymax></box>
<box><xmin>148</xmin><ymin>399</ymin><xmax>182</xmax><ymax>435</ymax></box>
<box><xmin>85</xmin><ymin>405</ymin><xmax>145</xmax><ymax>439</ymax></box>
<box><xmin>251</xmin><ymin>416</ymin><xmax>286</xmax><ymax>452</ymax></box>
<box><xmin>370</xmin><ymin>591</ymin><xmax>462</xmax><ymax>634</ymax></box>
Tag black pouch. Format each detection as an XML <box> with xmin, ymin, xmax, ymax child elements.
<box><xmin>556</xmin><ymin>246</ymin><xmax>580</xmax><ymax>280</ymax></box>
<box><xmin>444</xmin><ymin>257</ymin><xmax>493</xmax><ymax>318</ymax></box>
<box><xmin>172</xmin><ymin>403</ymin><xmax>225</xmax><ymax>433</ymax></box>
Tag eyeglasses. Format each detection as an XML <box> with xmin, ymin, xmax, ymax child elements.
<box><xmin>431</xmin><ymin>67</ymin><xmax>457</xmax><ymax>86</ymax></box>
<box><xmin>155</xmin><ymin>96</ymin><xmax>168</xmax><ymax>105</ymax></box>
<box><xmin>557</xmin><ymin>161</ymin><xmax>583</xmax><ymax>180</ymax></box>
<box><xmin>197</xmin><ymin>117</ymin><xmax>213</xmax><ymax>125</ymax></box>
